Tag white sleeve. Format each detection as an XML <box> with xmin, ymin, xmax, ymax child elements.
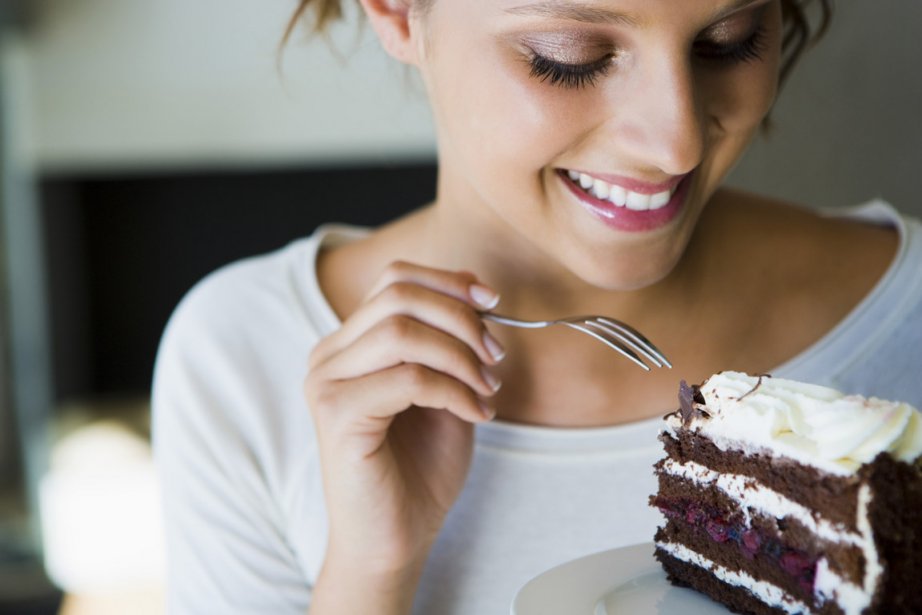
<box><xmin>152</xmin><ymin>266</ymin><xmax>314</xmax><ymax>615</ymax></box>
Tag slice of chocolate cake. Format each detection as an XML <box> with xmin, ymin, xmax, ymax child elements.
<box><xmin>651</xmin><ymin>372</ymin><xmax>922</xmax><ymax>615</ymax></box>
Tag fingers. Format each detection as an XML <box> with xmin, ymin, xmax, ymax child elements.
<box><xmin>318</xmin><ymin>314</ymin><xmax>502</xmax><ymax>398</ymax></box>
<box><xmin>308</xmin><ymin>363</ymin><xmax>494</xmax><ymax>433</ymax></box>
<box><xmin>306</xmin><ymin>260</ymin><xmax>505</xmax><ymax>431</ymax></box>
<box><xmin>363</xmin><ymin>261</ymin><xmax>498</xmax><ymax>309</ymax></box>
<box><xmin>311</xmin><ymin>261</ymin><xmax>505</xmax><ymax>370</ymax></box>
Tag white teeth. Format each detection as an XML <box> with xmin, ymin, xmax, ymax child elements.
<box><xmin>566</xmin><ymin>169</ymin><xmax>675</xmax><ymax>211</ymax></box>
<box><xmin>609</xmin><ymin>184</ymin><xmax>627</xmax><ymax>207</ymax></box>
<box><xmin>626</xmin><ymin>191</ymin><xmax>651</xmax><ymax>211</ymax></box>
<box><xmin>650</xmin><ymin>190</ymin><xmax>671</xmax><ymax>209</ymax></box>
<box><xmin>592</xmin><ymin>178</ymin><xmax>610</xmax><ymax>200</ymax></box>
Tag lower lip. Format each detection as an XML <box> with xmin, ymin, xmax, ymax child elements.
<box><xmin>558</xmin><ymin>170</ymin><xmax>693</xmax><ymax>232</ymax></box>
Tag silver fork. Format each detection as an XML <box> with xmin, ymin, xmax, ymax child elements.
<box><xmin>481</xmin><ymin>312</ymin><xmax>671</xmax><ymax>372</ymax></box>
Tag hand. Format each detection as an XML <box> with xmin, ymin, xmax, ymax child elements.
<box><xmin>304</xmin><ymin>261</ymin><xmax>505</xmax><ymax>600</ymax></box>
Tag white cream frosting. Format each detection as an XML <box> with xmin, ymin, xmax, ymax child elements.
<box><xmin>659</xmin><ymin>540</ymin><xmax>870</xmax><ymax>615</ymax></box>
<box><xmin>814</xmin><ymin>558</ymin><xmax>866</xmax><ymax>615</ymax></box>
<box><xmin>661</xmin><ymin>458</ymin><xmax>861</xmax><ymax>546</ymax></box>
<box><xmin>667</xmin><ymin>371</ymin><xmax>922</xmax><ymax>474</ymax></box>
<box><xmin>661</xmin><ymin>458</ymin><xmax>881</xmax><ymax>614</ymax></box>
<box><xmin>657</xmin><ymin>542</ymin><xmax>811</xmax><ymax>615</ymax></box>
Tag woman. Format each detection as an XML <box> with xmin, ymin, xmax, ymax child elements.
<box><xmin>152</xmin><ymin>0</ymin><xmax>922</xmax><ymax>613</ymax></box>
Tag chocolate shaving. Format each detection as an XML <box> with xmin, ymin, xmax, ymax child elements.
<box><xmin>736</xmin><ymin>373</ymin><xmax>772</xmax><ymax>402</ymax></box>
<box><xmin>678</xmin><ymin>380</ymin><xmax>708</xmax><ymax>426</ymax></box>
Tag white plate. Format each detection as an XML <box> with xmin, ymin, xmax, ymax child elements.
<box><xmin>511</xmin><ymin>542</ymin><xmax>729</xmax><ymax>615</ymax></box>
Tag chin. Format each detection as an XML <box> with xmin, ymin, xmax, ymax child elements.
<box><xmin>566</xmin><ymin>248</ymin><xmax>683</xmax><ymax>292</ymax></box>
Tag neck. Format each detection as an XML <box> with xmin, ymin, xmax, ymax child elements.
<box><xmin>414</xmin><ymin>184</ymin><xmax>706</xmax><ymax>323</ymax></box>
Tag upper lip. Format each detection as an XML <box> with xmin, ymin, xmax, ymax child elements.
<box><xmin>561</xmin><ymin>168</ymin><xmax>688</xmax><ymax>195</ymax></box>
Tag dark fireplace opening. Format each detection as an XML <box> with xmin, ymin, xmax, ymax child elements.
<box><xmin>40</xmin><ymin>161</ymin><xmax>436</xmax><ymax>402</ymax></box>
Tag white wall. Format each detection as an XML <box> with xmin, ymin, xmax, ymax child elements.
<box><xmin>729</xmin><ymin>2</ymin><xmax>922</xmax><ymax>213</ymax></box>
<box><xmin>24</xmin><ymin>0</ymin><xmax>922</xmax><ymax>213</ymax></box>
<box><xmin>27</xmin><ymin>0</ymin><xmax>436</xmax><ymax>171</ymax></box>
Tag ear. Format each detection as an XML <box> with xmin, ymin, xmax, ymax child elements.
<box><xmin>358</xmin><ymin>0</ymin><xmax>420</xmax><ymax>65</ymax></box>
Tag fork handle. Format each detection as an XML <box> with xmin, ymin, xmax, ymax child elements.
<box><xmin>480</xmin><ymin>312</ymin><xmax>550</xmax><ymax>329</ymax></box>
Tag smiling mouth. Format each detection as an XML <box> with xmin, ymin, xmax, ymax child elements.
<box><xmin>556</xmin><ymin>168</ymin><xmax>694</xmax><ymax>232</ymax></box>
<box><xmin>563</xmin><ymin>169</ymin><xmax>678</xmax><ymax>211</ymax></box>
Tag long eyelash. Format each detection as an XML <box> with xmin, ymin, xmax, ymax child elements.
<box><xmin>528</xmin><ymin>53</ymin><xmax>612</xmax><ymax>89</ymax></box>
<box><xmin>696</xmin><ymin>26</ymin><xmax>767</xmax><ymax>65</ymax></box>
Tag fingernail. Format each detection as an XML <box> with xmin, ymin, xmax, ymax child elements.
<box><xmin>480</xmin><ymin>366</ymin><xmax>502</xmax><ymax>394</ymax></box>
<box><xmin>483</xmin><ymin>331</ymin><xmax>506</xmax><ymax>362</ymax></box>
<box><xmin>479</xmin><ymin>400</ymin><xmax>496</xmax><ymax>421</ymax></box>
<box><xmin>469</xmin><ymin>284</ymin><xmax>500</xmax><ymax>310</ymax></box>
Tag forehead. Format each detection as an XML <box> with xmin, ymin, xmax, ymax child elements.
<box><xmin>499</xmin><ymin>0</ymin><xmax>769</xmax><ymax>27</ymax></box>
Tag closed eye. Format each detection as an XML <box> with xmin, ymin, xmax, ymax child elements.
<box><xmin>528</xmin><ymin>53</ymin><xmax>613</xmax><ymax>89</ymax></box>
<box><xmin>694</xmin><ymin>25</ymin><xmax>767</xmax><ymax>65</ymax></box>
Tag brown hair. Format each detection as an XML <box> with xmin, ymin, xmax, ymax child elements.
<box><xmin>282</xmin><ymin>0</ymin><xmax>344</xmax><ymax>41</ymax></box>
<box><xmin>778</xmin><ymin>0</ymin><xmax>833</xmax><ymax>86</ymax></box>
<box><xmin>280</xmin><ymin>0</ymin><xmax>434</xmax><ymax>46</ymax></box>
<box><xmin>281</xmin><ymin>0</ymin><xmax>833</xmax><ymax>85</ymax></box>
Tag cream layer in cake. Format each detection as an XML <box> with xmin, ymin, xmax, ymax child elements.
<box><xmin>652</xmin><ymin>372</ymin><xmax>922</xmax><ymax>615</ymax></box>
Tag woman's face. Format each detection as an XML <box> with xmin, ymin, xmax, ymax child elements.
<box><xmin>412</xmin><ymin>0</ymin><xmax>782</xmax><ymax>289</ymax></box>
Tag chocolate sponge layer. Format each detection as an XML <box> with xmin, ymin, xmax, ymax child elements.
<box><xmin>654</xmin><ymin>548</ymin><xmax>853</xmax><ymax>615</ymax></box>
<box><xmin>862</xmin><ymin>454</ymin><xmax>922</xmax><ymax>614</ymax></box>
<box><xmin>655</xmin><ymin>549</ymin><xmax>791</xmax><ymax>615</ymax></box>
<box><xmin>657</xmin><ymin>428</ymin><xmax>922</xmax><ymax>614</ymax></box>
<box><xmin>652</xmin><ymin>469</ymin><xmax>866</xmax><ymax>588</ymax></box>
<box><xmin>660</xmin><ymin>431</ymin><xmax>861</xmax><ymax>530</ymax></box>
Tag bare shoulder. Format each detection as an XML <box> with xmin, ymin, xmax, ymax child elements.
<box><xmin>696</xmin><ymin>188</ymin><xmax>898</xmax><ymax>365</ymax></box>
<box><xmin>706</xmin><ymin>188</ymin><xmax>898</xmax><ymax>286</ymax></box>
<box><xmin>316</xmin><ymin>208</ymin><xmax>433</xmax><ymax>321</ymax></box>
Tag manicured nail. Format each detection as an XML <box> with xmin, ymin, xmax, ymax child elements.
<box><xmin>483</xmin><ymin>331</ymin><xmax>506</xmax><ymax>362</ymax></box>
<box><xmin>479</xmin><ymin>400</ymin><xmax>496</xmax><ymax>420</ymax></box>
<box><xmin>469</xmin><ymin>284</ymin><xmax>500</xmax><ymax>310</ymax></box>
<box><xmin>481</xmin><ymin>366</ymin><xmax>502</xmax><ymax>394</ymax></box>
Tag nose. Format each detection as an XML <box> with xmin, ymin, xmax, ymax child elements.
<box><xmin>609</xmin><ymin>53</ymin><xmax>705</xmax><ymax>177</ymax></box>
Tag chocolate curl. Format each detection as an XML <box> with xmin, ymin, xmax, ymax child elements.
<box><xmin>737</xmin><ymin>373</ymin><xmax>772</xmax><ymax>402</ymax></box>
<box><xmin>678</xmin><ymin>380</ymin><xmax>708</xmax><ymax>425</ymax></box>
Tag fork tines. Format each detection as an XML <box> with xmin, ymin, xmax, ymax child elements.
<box><xmin>481</xmin><ymin>311</ymin><xmax>671</xmax><ymax>372</ymax></box>
<box><xmin>575</xmin><ymin>318</ymin><xmax>672</xmax><ymax>371</ymax></box>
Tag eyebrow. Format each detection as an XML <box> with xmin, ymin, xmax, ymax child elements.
<box><xmin>505</xmin><ymin>0</ymin><xmax>765</xmax><ymax>27</ymax></box>
<box><xmin>504</xmin><ymin>1</ymin><xmax>639</xmax><ymax>26</ymax></box>
<box><xmin>711</xmin><ymin>0</ymin><xmax>768</xmax><ymax>22</ymax></box>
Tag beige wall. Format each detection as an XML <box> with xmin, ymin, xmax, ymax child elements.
<box><xmin>24</xmin><ymin>0</ymin><xmax>922</xmax><ymax>214</ymax></box>
<box><xmin>728</xmin><ymin>2</ymin><xmax>922</xmax><ymax>214</ymax></box>
<box><xmin>26</xmin><ymin>0</ymin><xmax>435</xmax><ymax>170</ymax></box>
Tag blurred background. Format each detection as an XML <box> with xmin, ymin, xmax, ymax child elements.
<box><xmin>1</xmin><ymin>0</ymin><xmax>920</xmax><ymax>613</ymax></box>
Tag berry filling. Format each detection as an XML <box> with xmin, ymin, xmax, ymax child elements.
<box><xmin>654</xmin><ymin>496</ymin><xmax>818</xmax><ymax>595</ymax></box>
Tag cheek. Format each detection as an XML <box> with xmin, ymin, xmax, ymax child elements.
<box><xmin>705</xmin><ymin>63</ymin><xmax>779</xmax><ymax>135</ymax></box>
<box><xmin>704</xmin><ymin>16</ymin><xmax>783</xmax><ymax>134</ymax></box>
<box><xmin>695</xmin><ymin>49</ymin><xmax>781</xmax><ymax>193</ymax></box>
<box><xmin>425</xmin><ymin>35</ymin><xmax>585</xmax><ymax>192</ymax></box>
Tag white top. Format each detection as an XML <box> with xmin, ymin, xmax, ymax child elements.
<box><xmin>152</xmin><ymin>200</ymin><xmax>922</xmax><ymax>615</ymax></box>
